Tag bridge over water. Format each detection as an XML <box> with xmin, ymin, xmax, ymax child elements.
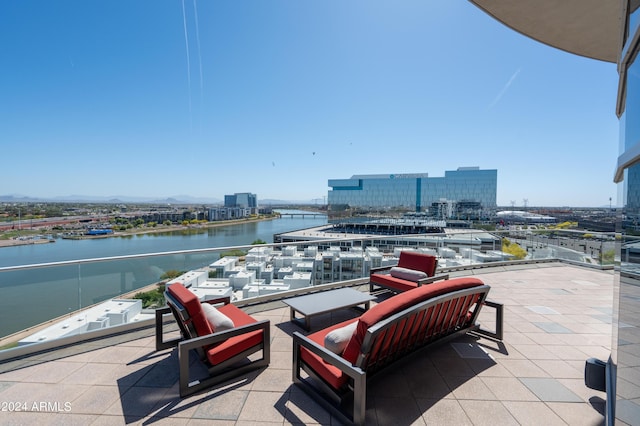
<box><xmin>277</xmin><ymin>212</ymin><xmax>327</xmax><ymax>219</ymax></box>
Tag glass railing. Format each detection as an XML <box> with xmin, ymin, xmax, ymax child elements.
<box><xmin>0</xmin><ymin>228</ymin><xmax>616</xmax><ymax>352</ymax></box>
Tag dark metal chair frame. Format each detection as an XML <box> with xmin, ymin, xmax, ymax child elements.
<box><xmin>293</xmin><ymin>285</ymin><xmax>503</xmax><ymax>425</ymax></box>
<box><xmin>156</xmin><ymin>293</ymin><xmax>270</xmax><ymax>397</ymax></box>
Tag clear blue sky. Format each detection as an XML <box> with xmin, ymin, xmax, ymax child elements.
<box><xmin>1</xmin><ymin>1</ymin><xmax>620</xmax><ymax>207</ymax></box>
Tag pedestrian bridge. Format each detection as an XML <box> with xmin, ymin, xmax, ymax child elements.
<box><xmin>277</xmin><ymin>212</ymin><xmax>326</xmax><ymax>218</ymax></box>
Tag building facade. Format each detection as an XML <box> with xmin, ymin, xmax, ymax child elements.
<box><xmin>224</xmin><ymin>193</ymin><xmax>258</xmax><ymax>209</ymax></box>
<box><xmin>212</xmin><ymin>192</ymin><xmax>259</xmax><ymax>221</ymax></box>
<box><xmin>613</xmin><ymin>6</ymin><xmax>640</xmax><ymax>424</ymax></box>
<box><xmin>208</xmin><ymin>207</ymin><xmax>252</xmax><ymax>221</ymax></box>
<box><xmin>469</xmin><ymin>1</ymin><xmax>637</xmax><ymax>424</ymax></box>
<box><xmin>327</xmin><ymin>167</ymin><xmax>497</xmax><ymax>214</ymax></box>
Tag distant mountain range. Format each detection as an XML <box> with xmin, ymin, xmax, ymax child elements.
<box><xmin>0</xmin><ymin>194</ymin><xmax>319</xmax><ymax>205</ymax></box>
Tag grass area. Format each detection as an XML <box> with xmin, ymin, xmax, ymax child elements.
<box><xmin>0</xmin><ymin>342</ymin><xmax>18</xmax><ymax>350</ymax></box>
<box><xmin>0</xmin><ymin>229</ymin><xmax>42</xmax><ymax>240</ymax></box>
<box><xmin>131</xmin><ymin>271</ymin><xmax>186</xmax><ymax>308</ymax></box>
<box><xmin>132</xmin><ymin>283</ymin><xmax>166</xmax><ymax>309</ymax></box>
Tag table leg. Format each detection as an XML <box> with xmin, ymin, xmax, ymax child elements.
<box><xmin>289</xmin><ymin>307</ymin><xmax>311</xmax><ymax>331</ymax></box>
<box><xmin>304</xmin><ymin>315</ymin><xmax>311</xmax><ymax>331</ymax></box>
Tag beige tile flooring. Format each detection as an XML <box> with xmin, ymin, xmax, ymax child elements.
<box><xmin>0</xmin><ymin>263</ymin><xmax>612</xmax><ymax>425</ymax></box>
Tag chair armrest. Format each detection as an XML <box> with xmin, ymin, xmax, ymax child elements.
<box><xmin>292</xmin><ymin>331</ymin><xmax>367</xmax><ymax>424</ymax></box>
<box><xmin>292</xmin><ymin>331</ymin><xmax>364</xmax><ymax>380</ymax></box>
<box><xmin>179</xmin><ymin>319</ymin><xmax>270</xmax><ymax>352</ymax></box>
<box><xmin>202</xmin><ymin>296</ymin><xmax>231</xmax><ymax>306</ymax></box>
<box><xmin>369</xmin><ymin>266</ymin><xmax>392</xmax><ymax>274</ymax></box>
<box><xmin>417</xmin><ymin>273</ymin><xmax>449</xmax><ymax>285</ymax></box>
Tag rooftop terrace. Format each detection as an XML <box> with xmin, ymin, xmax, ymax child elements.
<box><xmin>0</xmin><ymin>262</ymin><xmax>612</xmax><ymax>425</ymax></box>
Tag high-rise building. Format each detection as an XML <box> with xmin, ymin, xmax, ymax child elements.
<box><xmin>208</xmin><ymin>193</ymin><xmax>259</xmax><ymax>221</ymax></box>
<box><xmin>468</xmin><ymin>2</ymin><xmax>635</xmax><ymax>424</ymax></box>
<box><xmin>224</xmin><ymin>193</ymin><xmax>258</xmax><ymax>209</ymax></box>
<box><xmin>327</xmin><ymin>167</ymin><xmax>497</xmax><ymax>213</ymax></box>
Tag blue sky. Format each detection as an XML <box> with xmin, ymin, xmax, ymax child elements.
<box><xmin>1</xmin><ymin>1</ymin><xmax>620</xmax><ymax>207</ymax></box>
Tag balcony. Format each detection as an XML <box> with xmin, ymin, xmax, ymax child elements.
<box><xmin>0</xmin><ymin>231</ymin><xmax>615</xmax><ymax>423</ymax></box>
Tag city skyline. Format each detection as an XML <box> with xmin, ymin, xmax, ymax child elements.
<box><xmin>1</xmin><ymin>1</ymin><xmax>619</xmax><ymax>207</ymax></box>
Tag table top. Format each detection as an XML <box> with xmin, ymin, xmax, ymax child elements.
<box><xmin>283</xmin><ymin>287</ymin><xmax>376</xmax><ymax>316</ymax></box>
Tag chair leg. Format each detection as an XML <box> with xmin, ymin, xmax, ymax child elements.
<box><xmin>155</xmin><ymin>307</ymin><xmax>181</xmax><ymax>351</ymax></box>
<box><xmin>178</xmin><ymin>341</ymin><xmax>192</xmax><ymax>397</ymax></box>
<box><xmin>352</xmin><ymin>373</ymin><xmax>367</xmax><ymax>426</ymax></box>
<box><xmin>474</xmin><ymin>300</ymin><xmax>504</xmax><ymax>341</ymax></box>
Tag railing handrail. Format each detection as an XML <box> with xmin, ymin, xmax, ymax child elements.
<box><xmin>0</xmin><ymin>236</ymin><xmax>360</xmax><ymax>272</ymax></box>
<box><xmin>0</xmin><ymin>228</ymin><xmax>617</xmax><ymax>272</ymax></box>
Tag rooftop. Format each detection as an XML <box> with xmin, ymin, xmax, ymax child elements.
<box><xmin>0</xmin><ymin>262</ymin><xmax>611</xmax><ymax>424</ymax></box>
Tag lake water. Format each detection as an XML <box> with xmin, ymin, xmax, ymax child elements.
<box><xmin>0</xmin><ymin>214</ymin><xmax>327</xmax><ymax>267</ymax></box>
<box><xmin>0</xmin><ymin>213</ymin><xmax>327</xmax><ymax>338</ymax></box>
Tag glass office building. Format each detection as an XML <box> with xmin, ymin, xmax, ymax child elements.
<box><xmin>470</xmin><ymin>1</ymin><xmax>638</xmax><ymax>423</ymax></box>
<box><xmin>328</xmin><ymin>167</ymin><xmax>497</xmax><ymax>212</ymax></box>
<box><xmin>224</xmin><ymin>192</ymin><xmax>258</xmax><ymax>208</ymax></box>
<box><xmin>614</xmin><ymin>4</ymin><xmax>640</xmax><ymax>424</ymax></box>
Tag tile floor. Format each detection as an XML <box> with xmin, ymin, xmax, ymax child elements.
<box><xmin>0</xmin><ymin>263</ymin><xmax>612</xmax><ymax>425</ymax></box>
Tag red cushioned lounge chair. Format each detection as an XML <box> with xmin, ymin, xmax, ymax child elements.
<box><xmin>155</xmin><ymin>282</ymin><xmax>270</xmax><ymax>397</ymax></box>
<box><xmin>369</xmin><ymin>251</ymin><xmax>449</xmax><ymax>293</ymax></box>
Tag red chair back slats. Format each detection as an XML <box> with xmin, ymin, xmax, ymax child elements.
<box><xmin>344</xmin><ymin>278</ymin><xmax>484</xmax><ymax>364</ymax></box>
<box><xmin>357</xmin><ymin>285</ymin><xmax>489</xmax><ymax>372</ymax></box>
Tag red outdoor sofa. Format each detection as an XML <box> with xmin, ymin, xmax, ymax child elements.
<box><xmin>293</xmin><ymin>277</ymin><xmax>503</xmax><ymax>425</ymax></box>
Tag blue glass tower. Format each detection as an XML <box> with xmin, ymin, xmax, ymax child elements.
<box><xmin>328</xmin><ymin>167</ymin><xmax>497</xmax><ymax>213</ymax></box>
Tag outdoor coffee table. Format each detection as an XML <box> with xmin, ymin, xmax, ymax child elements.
<box><xmin>283</xmin><ymin>287</ymin><xmax>376</xmax><ymax>331</ymax></box>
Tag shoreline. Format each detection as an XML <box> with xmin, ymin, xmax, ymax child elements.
<box><xmin>0</xmin><ymin>239</ymin><xmax>55</xmax><ymax>248</ymax></box>
<box><xmin>0</xmin><ymin>215</ymin><xmax>279</xmax><ymax>249</ymax></box>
